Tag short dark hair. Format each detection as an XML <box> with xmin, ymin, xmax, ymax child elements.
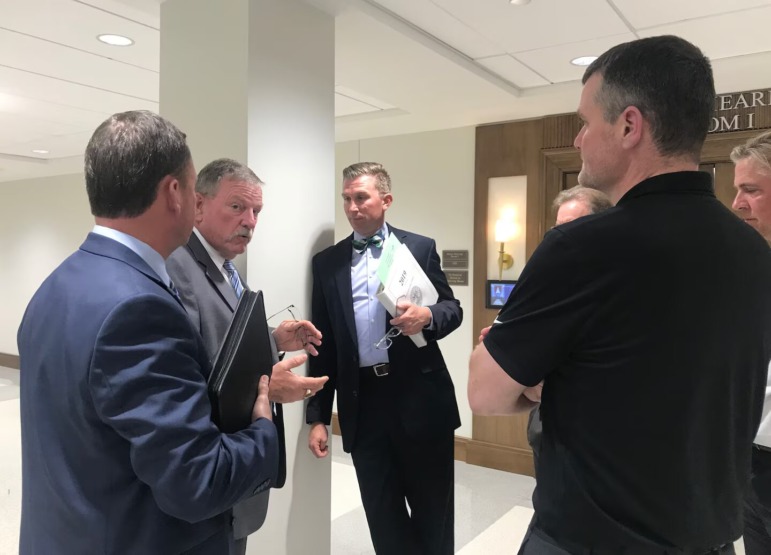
<box><xmin>553</xmin><ymin>185</ymin><xmax>613</xmax><ymax>215</ymax></box>
<box><xmin>583</xmin><ymin>35</ymin><xmax>714</xmax><ymax>161</ymax></box>
<box><xmin>196</xmin><ymin>158</ymin><xmax>263</xmax><ymax>197</ymax></box>
<box><xmin>342</xmin><ymin>162</ymin><xmax>391</xmax><ymax>194</ymax></box>
<box><xmin>85</xmin><ymin>111</ymin><xmax>192</xmax><ymax>218</ymax></box>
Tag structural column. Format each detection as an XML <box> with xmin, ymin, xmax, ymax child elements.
<box><xmin>160</xmin><ymin>1</ymin><xmax>335</xmax><ymax>553</ymax></box>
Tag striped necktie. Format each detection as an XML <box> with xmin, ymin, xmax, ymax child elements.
<box><xmin>222</xmin><ymin>260</ymin><xmax>244</xmax><ymax>298</ymax></box>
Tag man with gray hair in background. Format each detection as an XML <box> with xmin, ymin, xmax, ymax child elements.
<box><xmin>730</xmin><ymin>130</ymin><xmax>771</xmax><ymax>553</ymax></box>
<box><xmin>525</xmin><ymin>185</ymin><xmax>613</xmax><ymax>468</ymax></box>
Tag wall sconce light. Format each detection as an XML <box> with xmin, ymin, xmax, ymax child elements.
<box><xmin>495</xmin><ymin>210</ymin><xmax>520</xmax><ymax>280</ymax></box>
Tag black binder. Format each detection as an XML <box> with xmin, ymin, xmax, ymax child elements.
<box><xmin>208</xmin><ymin>289</ymin><xmax>274</xmax><ymax>434</ymax></box>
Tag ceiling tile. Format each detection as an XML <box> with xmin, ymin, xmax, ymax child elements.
<box><xmin>637</xmin><ymin>7</ymin><xmax>771</xmax><ymax>60</ymax></box>
<box><xmin>612</xmin><ymin>0</ymin><xmax>771</xmax><ymax>30</ymax></box>
<box><xmin>371</xmin><ymin>0</ymin><xmax>504</xmax><ymax>59</ymax></box>
<box><xmin>475</xmin><ymin>55</ymin><xmax>549</xmax><ymax>88</ymax></box>
<box><xmin>0</xmin><ymin>0</ymin><xmax>159</xmax><ymax>71</ymax></box>
<box><xmin>432</xmin><ymin>0</ymin><xmax>629</xmax><ymax>53</ymax></box>
<box><xmin>335</xmin><ymin>93</ymin><xmax>382</xmax><ymax>117</ymax></box>
<box><xmin>0</xmin><ymin>28</ymin><xmax>158</xmax><ymax>101</ymax></box>
<box><xmin>514</xmin><ymin>33</ymin><xmax>637</xmax><ymax>84</ymax></box>
<box><xmin>0</xmin><ymin>66</ymin><xmax>158</xmax><ymax>115</ymax></box>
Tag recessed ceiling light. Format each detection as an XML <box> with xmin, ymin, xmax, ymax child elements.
<box><xmin>97</xmin><ymin>34</ymin><xmax>134</xmax><ymax>47</ymax></box>
<box><xmin>32</xmin><ymin>149</ymin><xmax>49</xmax><ymax>154</ymax></box>
<box><xmin>509</xmin><ymin>0</ymin><xmax>532</xmax><ymax>4</ymax></box>
<box><xmin>571</xmin><ymin>56</ymin><xmax>598</xmax><ymax>67</ymax></box>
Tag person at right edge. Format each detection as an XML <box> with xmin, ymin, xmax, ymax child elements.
<box><xmin>468</xmin><ymin>36</ymin><xmax>771</xmax><ymax>554</ymax></box>
<box><xmin>731</xmin><ymin>130</ymin><xmax>771</xmax><ymax>554</ymax></box>
<box><xmin>306</xmin><ymin>162</ymin><xmax>462</xmax><ymax>554</ymax></box>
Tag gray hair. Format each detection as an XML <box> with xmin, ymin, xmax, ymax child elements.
<box><xmin>196</xmin><ymin>158</ymin><xmax>263</xmax><ymax>197</ymax></box>
<box><xmin>552</xmin><ymin>185</ymin><xmax>613</xmax><ymax>215</ymax></box>
<box><xmin>731</xmin><ymin>131</ymin><xmax>771</xmax><ymax>175</ymax></box>
<box><xmin>342</xmin><ymin>162</ymin><xmax>391</xmax><ymax>195</ymax></box>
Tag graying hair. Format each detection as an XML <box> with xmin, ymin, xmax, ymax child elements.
<box><xmin>731</xmin><ymin>131</ymin><xmax>771</xmax><ymax>175</ymax></box>
<box><xmin>342</xmin><ymin>162</ymin><xmax>391</xmax><ymax>195</ymax></box>
<box><xmin>196</xmin><ymin>158</ymin><xmax>263</xmax><ymax>197</ymax></box>
<box><xmin>552</xmin><ymin>185</ymin><xmax>613</xmax><ymax>215</ymax></box>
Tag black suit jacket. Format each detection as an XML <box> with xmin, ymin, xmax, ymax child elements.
<box><xmin>167</xmin><ymin>232</ymin><xmax>286</xmax><ymax>539</ymax></box>
<box><xmin>306</xmin><ymin>225</ymin><xmax>462</xmax><ymax>452</ymax></box>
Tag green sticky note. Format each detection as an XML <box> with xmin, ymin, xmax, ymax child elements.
<box><xmin>377</xmin><ymin>233</ymin><xmax>401</xmax><ymax>284</ymax></box>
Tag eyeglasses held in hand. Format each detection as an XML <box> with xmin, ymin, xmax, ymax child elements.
<box><xmin>267</xmin><ymin>304</ymin><xmax>300</xmax><ymax>322</ymax></box>
<box><xmin>374</xmin><ymin>327</ymin><xmax>402</xmax><ymax>350</ymax></box>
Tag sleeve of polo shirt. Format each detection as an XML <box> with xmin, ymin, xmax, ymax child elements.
<box><xmin>483</xmin><ymin>228</ymin><xmax>596</xmax><ymax>387</ymax></box>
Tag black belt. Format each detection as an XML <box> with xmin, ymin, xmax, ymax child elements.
<box><xmin>360</xmin><ymin>363</ymin><xmax>390</xmax><ymax>377</ymax></box>
<box><xmin>754</xmin><ymin>443</ymin><xmax>771</xmax><ymax>454</ymax></box>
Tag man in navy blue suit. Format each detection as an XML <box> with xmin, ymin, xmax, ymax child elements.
<box><xmin>306</xmin><ymin>162</ymin><xmax>462</xmax><ymax>554</ymax></box>
<box><xmin>17</xmin><ymin>111</ymin><xmax>304</xmax><ymax>554</ymax></box>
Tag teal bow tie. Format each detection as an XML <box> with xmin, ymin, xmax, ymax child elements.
<box><xmin>352</xmin><ymin>233</ymin><xmax>384</xmax><ymax>254</ymax></box>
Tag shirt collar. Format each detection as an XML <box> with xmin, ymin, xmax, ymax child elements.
<box><xmin>352</xmin><ymin>222</ymin><xmax>389</xmax><ymax>244</ymax></box>
<box><xmin>92</xmin><ymin>225</ymin><xmax>171</xmax><ymax>287</ymax></box>
<box><xmin>617</xmin><ymin>171</ymin><xmax>713</xmax><ymax>206</ymax></box>
<box><xmin>193</xmin><ymin>227</ymin><xmax>228</xmax><ymax>269</ymax></box>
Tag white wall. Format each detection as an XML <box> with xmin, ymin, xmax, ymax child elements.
<box><xmin>335</xmin><ymin>126</ymin><xmax>476</xmax><ymax>438</ymax></box>
<box><xmin>0</xmin><ymin>172</ymin><xmax>92</xmax><ymax>356</ymax></box>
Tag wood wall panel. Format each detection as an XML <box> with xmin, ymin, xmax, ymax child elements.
<box><xmin>0</xmin><ymin>353</ymin><xmax>19</xmax><ymax>369</ymax></box>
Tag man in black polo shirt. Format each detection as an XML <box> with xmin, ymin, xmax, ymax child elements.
<box><xmin>468</xmin><ymin>35</ymin><xmax>771</xmax><ymax>554</ymax></box>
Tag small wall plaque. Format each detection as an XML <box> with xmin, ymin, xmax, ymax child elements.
<box><xmin>445</xmin><ymin>270</ymin><xmax>468</xmax><ymax>286</ymax></box>
<box><xmin>442</xmin><ymin>250</ymin><xmax>469</xmax><ymax>269</ymax></box>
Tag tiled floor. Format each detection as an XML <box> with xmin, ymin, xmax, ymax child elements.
<box><xmin>0</xmin><ymin>366</ymin><xmax>747</xmax><ymax>554</ymax></box>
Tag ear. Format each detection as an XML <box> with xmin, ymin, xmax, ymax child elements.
<box><xmin>158</xmin><ymin>174</ymin><xmax>181</xmax><ymax>213</ymax></box>
<box><xmin>195</xmin><ymin>192</ymin><xmax>205</xmax><ymax>224</ymax></box>
<box><xmin>619</xmin><ymin>106</ymin><xmax>643</xmax><ymax>150</ymax></box>
<box><xmin>382</xmin><ymin>192</ymin><xmax>394</xmax><ymax>210</ymax></box>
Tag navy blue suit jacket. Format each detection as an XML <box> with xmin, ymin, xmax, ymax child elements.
<box><xmin>306</xmin><ymin>225</ymin><xmax>462</xmax><ymax>452</ymax></box>
<box><xmin>17</xmin><ymin>233</ymin><xmax>278</xmax><ymax>554</ymax></box>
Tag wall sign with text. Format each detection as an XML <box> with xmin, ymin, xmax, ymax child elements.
<box><xmin>710</xmin><ymin>89</ymin><xmax>771</xmax><ymax>133</ymax></box>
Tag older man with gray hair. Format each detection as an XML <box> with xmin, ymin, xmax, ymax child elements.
<box><xmin>731</xmin><ymin>131</ymin><xmax>771</xmax><ymax>554</ymax></box>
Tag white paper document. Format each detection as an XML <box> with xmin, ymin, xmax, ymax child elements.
<box><xmin>376</xmin><ymin>235</ymin><xmax>438</xmax><ymax>348</ymax></box>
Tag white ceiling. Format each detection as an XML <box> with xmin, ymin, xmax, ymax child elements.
<box><xmin>1</xmin><ymin>0</ymin><xmax>771</xmax><ymax>183</ymax></box>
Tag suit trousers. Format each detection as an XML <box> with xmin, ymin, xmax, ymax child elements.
<box><xmin>350</xmin><ymin>368</ymin><xmax>454</xmax><ymax>555</ymax></box>
<box><xmin>744</xmin><ymin>446</ymin><xmax>771</xmax><ymax>554</ymax></box>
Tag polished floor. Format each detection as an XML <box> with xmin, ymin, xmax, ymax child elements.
<box><xmin>0</xmin><ymin>366</ymin><xmax>746</xmax><ymax>554</ymax></box>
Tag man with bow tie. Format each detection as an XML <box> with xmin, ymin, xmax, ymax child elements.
<box><xmin>306</xmin><ymin>162</ymin><xmax>462</xmax><ymax>554</ymax></box>
<box><xmin>166</xmin><ymin>158</ymin><xmax>325</xmax><ymax>555</ymax></box>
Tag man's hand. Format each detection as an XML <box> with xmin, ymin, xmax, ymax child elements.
<box><xmin>390</xmin><ymin>301</ymin><xmax>432</xmax><ymax>336</ymax></box>
<box><xmin>272</xmin><ymin>319</ymin><xmax>322</xmax><ymax>355</ymax></box>
<box><xmin>251</xmin><ymin>375</ymin><xmax>273</xmax><ymax>422</ymax></box>
<box><xmin>523</xmin><ymin>381</ymin><xmax>543</xmax><ymax>403</ymax></box>
<box><xmin>269</xmin><ymin>354</ymin><xmax>328</xmax><ymax>403</ymax></box>
<box><xmin>478</xmin><ymin>325</ymin><xmax>492</xmax><ymax>343</ymax></box>
<box><xmin>308</xmin><ymin>422</ymin><xmax>329</xmax><ymax>458</ymax></box>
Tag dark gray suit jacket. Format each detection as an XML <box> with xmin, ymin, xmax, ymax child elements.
<box><xmin>167</xmin><ymin>231</ymin><xmax>284</xmax><ymax>539</ymax></box>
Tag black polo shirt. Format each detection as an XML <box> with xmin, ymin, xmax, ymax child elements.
<box><xmin>485</xmin><ymin>171</ymin><xmax>771</xmax><ymax>552</ymax></box>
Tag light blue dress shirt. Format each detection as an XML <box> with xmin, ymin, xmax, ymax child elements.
<box><xmin>352</xmin><ymin>223</ymin><xmax>390</xmax><ymax>367</ymax></box>
<box><xmin>91</xmin><ymin>225</ymin><xmax>173</xmax><ymax>289</ymax></box>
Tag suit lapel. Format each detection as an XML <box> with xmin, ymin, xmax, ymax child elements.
<box><xmin>333</xmin><ymin>235</ymin><xmax>359</xmax><ymax>348</ymax></box>
<box><xmin>187</xmin><ymin>232</ymin><xmax>239</xmax><ymax>312</ymax></box>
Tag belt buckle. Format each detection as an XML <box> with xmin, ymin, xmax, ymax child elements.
<box><xmin>373</xmin><ymin>363</ymin><xmax>389</xmax><ymax>377</ymax></box>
